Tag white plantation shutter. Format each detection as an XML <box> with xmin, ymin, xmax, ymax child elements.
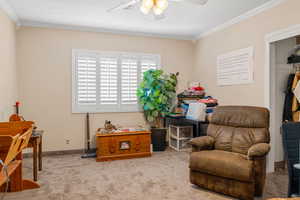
<box><xmin>217</xmin><ymin>47</ymin><xmax>254</xmax><ymax>86</ymax></box>
<box><xmin>141</xmin><ymin>55</ymin><xmax>160</xmax><ymax>79</ymax></box>
<box><xmin>74</xmin><ymin>53</ymin><xmax>97</xmax><ymax>106</ymax></box>
<box><xmin>99</xmin><ymin>56</ymin><xmax>118</xmax><ymax>105</ymax></box>
<box><xmin>121</xmin><ymin>56</ymin><xmax>138</xmax><ymax>105</ymax></box>
<box><xmin>72</xmin><ymin>49</ymin><xmax>160</xmax><ymax>113</ymax></box>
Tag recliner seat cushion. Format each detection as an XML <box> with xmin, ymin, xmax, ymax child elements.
<box><xmin>190</xmin><ymin>150</ymin><xmax>254</xmax><ymax>182</ymax></box>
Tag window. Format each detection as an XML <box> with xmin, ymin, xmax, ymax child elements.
<box><xmin>72</xmin><ymin>49</ymin><xmax>160</xmax><ymax>113</ymax></box>
<box><xmin>217</xmin><ymin>47</ymin><xmax>254</xmax><ymax>86</ymax></box>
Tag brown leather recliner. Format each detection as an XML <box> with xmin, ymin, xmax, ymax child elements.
<box><xmin>189</xmin><ymin>106</ymin><xmax>271</xmax><ymax>200</ymax></box>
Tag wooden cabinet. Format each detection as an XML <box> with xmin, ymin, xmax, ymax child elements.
<box><xmin>96</xmin><ymin>131</ymin><xmax>151</xmax><ymax>162</ymax></box>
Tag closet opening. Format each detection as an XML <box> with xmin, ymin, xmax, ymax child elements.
<box><xmin>270</xmin><ymin>37</ymin><xmax>298</xmax><ymax>170</ymax></box>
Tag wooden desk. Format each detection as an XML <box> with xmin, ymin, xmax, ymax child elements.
<box><xmin>27</xmin><ymin>130</ymin><xmax>43</xmax><ymax>181</ymax></box>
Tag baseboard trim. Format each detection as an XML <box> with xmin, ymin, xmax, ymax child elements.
<box><xmin>23</xmin><ymin>148</ymin><xmax>97</xmax><ymax>158</ymax></box>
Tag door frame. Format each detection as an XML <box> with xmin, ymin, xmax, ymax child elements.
<box><xmin>265</xmin><ymin>24</ymin><xmax>300</xmax><ymax>172</ymax></box>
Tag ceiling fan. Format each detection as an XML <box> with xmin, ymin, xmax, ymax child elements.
<box><xmin>107</xmin><ymin>0</ymin><xmax>208</xmax><ymax>17</ymax></box>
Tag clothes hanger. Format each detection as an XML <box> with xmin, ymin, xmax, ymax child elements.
<box><xmin>293</xmin><ymin>63</ymin><xmax>300</xmax><ymax>74</ymax></box>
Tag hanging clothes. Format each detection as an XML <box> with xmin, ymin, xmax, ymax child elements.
<box><xmin>294</xmin><ymin>80</ymin><xmax>300</xmax><ymax>103</ymax></box>
<box><xmin>283</xmin><ymin>73</ymin><xmax>295</xmax><ymax>122</ymax></box>
<box><xmin>292</xmin><ymin>72</ymin><xmax>300</xmax><ymax>121</ymax></box>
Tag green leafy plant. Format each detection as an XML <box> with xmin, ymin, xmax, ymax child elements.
<box><xmin>137</xmin><ymin>69</ymin><xmax>179</xmax><ymax>128</ymax></box>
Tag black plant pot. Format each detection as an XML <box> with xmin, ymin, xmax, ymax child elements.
<box><xmin>151</xmin><ymin>128</ymin><xmax>167</xmax><ymax>152</ymax></box>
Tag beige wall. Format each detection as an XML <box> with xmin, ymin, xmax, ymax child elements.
<box><xmin>193</xmin><ymin>0</ymin><xmax>300</xmax><ymax>106</ymax></box>
<box><xmin>0</xmin><ymin>8</ymin><xmax>17</xmax><ymax>121</ymax></box>
<box><xmin>17</xmin><ymin>27</ymin><xmax>195</xmax><ymax>151</ymax></box>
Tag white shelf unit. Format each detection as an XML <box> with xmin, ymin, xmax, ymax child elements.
<box><xmin>168</xmin><ymin>125</ymin><xmax>193</xmax><ymax>151</ymax></box>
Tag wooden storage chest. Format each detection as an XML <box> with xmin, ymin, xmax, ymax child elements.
<box><xmin>96</xmin><ymin>131</ymin><xmax>151</xmax><ymax>162</ymax></box>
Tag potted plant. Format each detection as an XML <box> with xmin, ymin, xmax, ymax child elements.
<box><xmin>137</xmin><ymin>69</ymin><xmax>179</xmax><ymax>151</ymax></box>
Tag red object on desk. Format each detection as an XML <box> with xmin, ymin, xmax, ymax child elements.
<box><xmin>9</xmin><ymin>101</ymin><xmax>22</xmax><ymax>122</ymax></box>
<box><xmin>191</xmin><ymin>86</ymin><xmax>204</xmax><ymax>91</ymax></box>
<box><xmin>15</xmin><ymin>101</ymin><xmax>20</xmax><ymax>114</ymax></box>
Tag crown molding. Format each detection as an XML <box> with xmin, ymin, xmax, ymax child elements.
<box><xmin>265</xmin><ymin>23</ymin><xmax>300</xmax><ymax>43</ymax></box>
<box><xmin>0</xmin><ymin>0</ymin><xmax>20</xmax><ymax>25</ymax></box>
<box><xmin>20</xmin><ymin>20</ymin><xmax>195</xmax><ymax>41</ymax></box>
<box><xmin>196</xmin><ymin>0</ymin><xmax>288</xmax><ymax>40</ymax></box>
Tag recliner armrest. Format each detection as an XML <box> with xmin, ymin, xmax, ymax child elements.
<box><xmin>189</xmin><ymin>136</ymin><xmax>215</xmax><ymax>152</ymax></box>
<box><xmin>247</xmin><ymin>143</ymin><xmax>270</xmax><ymax>160</ymax></box>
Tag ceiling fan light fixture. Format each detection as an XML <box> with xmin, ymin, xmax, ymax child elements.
<box><xmin>142</xmin><ymin>0</ymin><xmax>154</xmax><ymax>9</ymax></box>
<box><xmin>155</xmin><ymin>0</ymin><xmax>168</xmax><ymax>10</ymax></box>
<box><xmin>153</xmin><ymin>6</ymin><xmax>164</xmax><ymax>15</ymax></box>
<box><xmin>140</xmin><ymin>5</ymin><xmax>150</xmax><ymax>14</ymax></box>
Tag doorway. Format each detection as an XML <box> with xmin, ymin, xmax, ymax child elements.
<box><xmin>265</xmin><ymin>24</ymin><xmax>300</xmax><ymax>172</ymax></box>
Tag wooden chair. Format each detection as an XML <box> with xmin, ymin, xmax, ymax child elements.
<box><xmin>0</xmin><ymin>121</ymin><xmax>39</xmax><ymax>191</ymax></box>
<box><xmin>8</xmin><ymin>116</ymin><xmax>44</xmax><ymax>181</ymax></box>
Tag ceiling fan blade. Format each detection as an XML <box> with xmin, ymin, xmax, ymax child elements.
<box><xmin>170</xmin><ymin>0</ymin><xmax>208</xmax><ymax>5</ymax></box>
<box><xmin>107</xmin><ymin>0</ymin><xmax>140</xmax><ymax>12</ymax></box>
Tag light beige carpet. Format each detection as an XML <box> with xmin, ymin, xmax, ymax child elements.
<box><xmin>4</xmin><ymin>149</ymin><xmax>288</xmax><ymax>200</ymax></box>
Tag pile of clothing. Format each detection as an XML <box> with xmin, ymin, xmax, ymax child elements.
<box><xmin>198</xmin><ymin>96</ymin><xmax>218</xmax><ymax>114</ymax></box>
<box><xmin>171</xmin><ymin>83</ymin><xmax>218</xmax><ymax>121</ymax></box>
<box><xmin>283</xmin><ymin>71</ymin><xmax>300</xmax><ymax>122</ymax></box>
<box><xmin>177</xmin><ymin>86</ymin><xmax>205</xmax><ymax>101</ymax></box>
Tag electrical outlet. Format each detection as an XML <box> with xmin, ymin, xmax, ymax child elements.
<box><xmin>66</xmin><ymin>139</ymin><xmax>70</xmax><ymax>145</ymax></box>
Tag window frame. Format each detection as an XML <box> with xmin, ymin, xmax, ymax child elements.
<box><xmin>72</xmin><ymin>49</ymin><xmax>161</xmax><ymax>113</ymax></box>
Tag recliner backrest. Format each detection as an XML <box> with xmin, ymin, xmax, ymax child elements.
<box><xmin>207</xmin><ymin>106</ymin><xmax>270</xmax><ymax>155</ymax></box>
